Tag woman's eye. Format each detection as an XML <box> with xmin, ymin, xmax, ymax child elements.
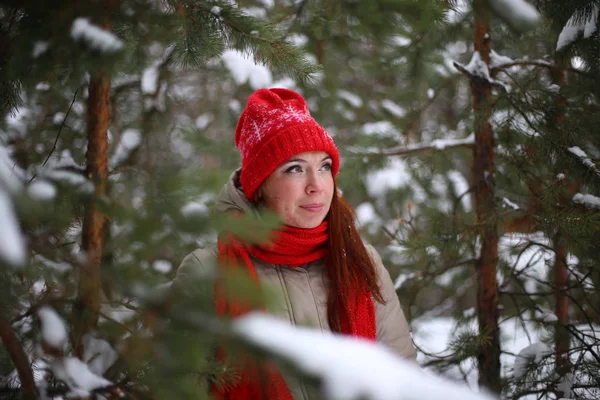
<box><xmin>285</xmin><ymin>165</ymin><xmax>303</xmax><ymax>174</ymax></box>
<box><xmin>320</xmin><ymin>162</ymin><xmax>332</xmax><ymax>171</ymax></box>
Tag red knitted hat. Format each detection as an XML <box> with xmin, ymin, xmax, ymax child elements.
<box><xmin>235</xmin><ymin>88</ymin><xmax>340</xmax><ymax>201</ymax></box>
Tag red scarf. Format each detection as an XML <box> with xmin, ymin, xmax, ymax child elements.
<box><xmin>213</xmin><ymin>221</ymin><xmax>376</xmax><ymax>399</ymax></box>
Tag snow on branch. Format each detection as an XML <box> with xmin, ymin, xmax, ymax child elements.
<box><xmin>0</xmin><ymin>146</ymin><xmax>26</xmax><ymax>267</ymax></box>
<box><xmin>37</xmin><ymin>306</ymin><xmax>115</xmax><ymax>397</ymax></box>
<box><xmin>573</xmin><ymin>193</ymin><xmax>600</xmax><ymax>210</ymax></box>
<box><xmin>489</xmin><ymin>0</ymin><xmax>540</xmax><ymax>29</ymax></box>
<box><xmin>454</xmin><ymin>53</ymin><xmax>510</xmax><ymax>91</ymax></box>
<box><xmin>513</xmin><ymin>342</ymin><xmax>552</xmax><ymax>379</ymax></box>
<box><xmin>352</xmin><ymin>134</ymin><xmax>475</xmax><ymax>157</ymax></box>
<box><xmin>50</xmin><ymin>357</ymin><xmax>113</xmax><ymax>397</ymax></box>
<box><xmin>568</xmin><ymin>146</ymin><xmax>600</xmax><ymax>176</ymax></box>
<box><xmin>235</xmin><ymin>313</ymin><xmax>495</xmax><ymax>400</ymax></box>
<box><xmin>557</xmin><ymin>4</ymin><xmax>599</xmax><ymax>51</ymax></box>
<box><xmin>38</xmin><ymin>306</ymin><xmax>68</xmax><ymax>353</ymax></box>
<box><xmin>71</xmin><ymin>18</ymin><xmax>123</xmax><ymax>52</ymax></box>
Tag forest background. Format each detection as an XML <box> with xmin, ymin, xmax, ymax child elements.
<box><xmin>1</xmin><ymin>0</ymin><xmax>599</xmax><ymax>399</ymax></box>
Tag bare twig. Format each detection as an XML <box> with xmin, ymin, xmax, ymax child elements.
<box><xmin>40</xmin><ymin>89</ymin><xmax>79</xmax><ymax>170</ymax></box>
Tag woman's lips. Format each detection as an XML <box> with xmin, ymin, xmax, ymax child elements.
<box><xmin>300</xmin><ymin>203</ymin><xmax>324</xmax><ymax>213</ymax></box>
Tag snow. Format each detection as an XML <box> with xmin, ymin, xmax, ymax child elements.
<box><xmin>221</xmin><ymin>50</ymin><xmax>273</xmax><ymax>89</ymax></box>
<box><xmin>44</xmin><ymin>149</ymin><xmax>80</xmax><ymax>171</ymax></box>
<box><xmin>141</xmin><ymin>65</ymin><xmax>159</xmax><ymax>94</ymax></box>
<box><xmin>535</xmin><ymin>307</ymin><xmax>558</xmax><ymax>323</ymax></box>
<box><xmin>288</xmin><ymin>34</ymin><xmax>308</xmax><ymax>47</ymax></box>
<box><xmin>71</xmin><ymin>18</ymin><xmax>124</xmax><ymax>52</ymax></box>
<box><xmin>38</xmin><ymin>306</ymin><xmax>68</xmax><ymax>351</ymax></box>
<box><xmin>110</xmin><ymin>129</ymin><xmax>142</xmax><ymax>168</ymax></box>
<box><xmin>52</xmin><ymin>112</ymin><xmax>66</xmax><ymax>125</ymax></box>
<box><xmin>82</xmin><ymin>334</ymin><xmax>118</xmax><ymax>376</ymax></box>
<box><xmin>446</xmin><ymin>0</ymin><xmax>470</xmax><ymax>24</ymax></box>
<box><xmin>44</xmin><ymin>169</ymin><xmax>93</xmax><ymax>193</ymax></box>
<box><xmin>338</xmin><ymin>90</ymin><xmax>363</xmax><ymax>108</ymax></box>
<box><xmin>414</xmin><ymin>316</ymin><xmax>557</xmax><ymax>391</ymax></box>
<box><xmin>375</xmin><ymin>134</ymin><xmax>474</xmax><ymax>156</ymax></box>
<box><xmin>391</xmin><ymin>35</ymin><xmax>411</xmax><ymax>46</ymax></box>
<box><xmin>432</xmin><ymin>134</ymin><xmax>474</xmax><ymax>150</ymax></box>
<box><xmin>0</xmin><ymin>145</ymin><xmax>25</xmax><ymax>194</ymax></box>
<box><xmin>395</xmin><ymin>272</ymin><xmax>417</xmax><ymax>290</ymax></box>
<box><xmin>355</xmin><ymin>202</ymin><xmax>377</xmax><ymax>227</ymax></box>
<box><xmin>568</xmin><ymin>146</ymin><xmax>599</xmax><ymax>174</ymax></box>
<box><xmin>557</xmin><ymin>5</ymin><xmax>599</xmax><ymax>51</ymax></box>
<box><xmin>152</xmin><ymin>259</ymin><xmax>172</xmax><ymax>273</ymax></box>
<box><xmin>548</xmin><ymin>84</ymin><xmax>561</xmax><ymax>94</ymax></box>
<box><xmin>490</xmin><ymin>0</ymin><xmax>540</xmax><ymax>28</ymax></box>
<box><xmin>362</xmin><ymin>121</ymin><xmax>399</xmax><ymax>137</ymax></box>
<box><xmin>571</xmin><ymin>56</ymin><xmax>585</xmax><ymax>70</ymax></box>
<box><xmin>36</xmin><ymin>82</ymin><xmax>51</xmax><ymax>91</ymax></box>
<box><xmin>365</xmin><ymin>158</ymin><xmax>411</xmax><ymax>198</ymax></box>
<box><xmin>50</xmin><ymin>357</ymin><xmax>112</xmax><ymax>397</ymax></box>
<box><xmin>236</xmin><ymin>313</ymin><xmax>494</xmax><ymax>400</ymax></box>
<box><xmin>463</xmin><ymin>52</ymin><xmax>491</xmax><ymax>81</ymax></box>
<box><xmin>195</xmin><ymin>113</ymin><xmax>213</xmax><ymax>130</ymax></box>
<box><xmin>502</xmin><ymin>197</ymin><xmax>520</xmax><ymax>210</ymax></box>
<box><xmin>0</xmin><ymin>189</ymin><xmax>26</xmax><ymax>267</ymax></box>
<box><xmin>28</xmin><ymin>180</ymin><xmax>57</xmax><ymax>201</ymax></box>
<box><xmin>448</xmin><ymin>170</ymin><xmax>472</xmax><ymax>211</ymax></box>
<box><xmin>513</xmin><ymin>342</ymin><xmax>552</xmax><ymax>379</ymax></box>
<box><xmin>181</xmin><ymin>201</ymin><xmax>209</xmax><ymax>217</ymax></box>
<box><xmin>557</xmin><ymin>372</ymin><xmax>574</xmax><ymax>398</ymax></box>
<box><xmin>573</xmin><ymin>193</ymin><xmax>600</xmax><ymax>210</ymax></box>
<box><xmin>490</xmin><ymin>50</ymin><xmax>513</xmax><ymax>67</ymax></box>
<box><xmin>32</xmin><ymin>41</ymin><xmax>49</xmax><ymax>58</ymax></box>
<box><xmin>381</xmin><ymin>99</ymin><xmax>406</xmax><ymax>118</ymax></box>
<box><xmin>498</xmin><ymin>233</ymin><xmax>551</xmax><ymax>293</ymax></box>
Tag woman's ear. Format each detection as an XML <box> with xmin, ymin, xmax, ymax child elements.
<box><xmin>254</xmin><ymin>189</ymin><xmax>263</xmax><ymax>204</ymax></box>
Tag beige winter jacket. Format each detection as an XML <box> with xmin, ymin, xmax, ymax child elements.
<box><xmin>173</xmin><ymin>171</ymin><xmax>417</xmax><ymax>399</ymax></box>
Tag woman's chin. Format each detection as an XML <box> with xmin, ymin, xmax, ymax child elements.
<box><xmin>286</xmin><ymin>217</ymin><xmax>325</xmax><ymax>229</ymax></box>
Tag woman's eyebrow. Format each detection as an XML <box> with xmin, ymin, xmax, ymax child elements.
<box><xmin>281</xmin><ymin>156</ymin><xmax>332</xmax><ymax>165</ymax></box>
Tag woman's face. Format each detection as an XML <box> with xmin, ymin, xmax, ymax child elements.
<box><xmin>258</xmin><ymin>151</ymin><xmax>334</xmax><ymax>229</ymax></box>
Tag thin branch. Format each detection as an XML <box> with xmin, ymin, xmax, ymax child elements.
<box><xmin>491</xmin><ymin>60</ymin><xmax>594</xmax><ymax>78</ymax></box>
<box><xmin>42</xmin><ymin>89</ymin><xmax>79</xmax><ymax>168</ymax></box>
<box><xmin>350</xmin><ymin>135</ymin><xmax>475</xmax><ymax>157</ymax></box>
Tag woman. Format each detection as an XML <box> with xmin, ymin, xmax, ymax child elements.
<box><xmin>174</xmin><ymin>88</ymin><xmax>416</xmax><ymax>399</ymax></box>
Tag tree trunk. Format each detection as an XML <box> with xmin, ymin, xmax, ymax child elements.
<box><xmin>0</xmin><ymin>317</ymin><xmax>38</xmax><ymax>399</ymax></box>
<box><xmin>471</xmin><ymin>0</ymin><xmax>501</xmax><ymax>393</ymax></box>
<box><xmin>75</xmin><ymin>72</ymin><xmax>110</xmax><ymax>357</ymax></box>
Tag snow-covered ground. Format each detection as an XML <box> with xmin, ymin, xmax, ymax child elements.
<box><xmin>414</xmin><ymin>316</ymin><xmax>541</xmax><ymax>389</ymax></box>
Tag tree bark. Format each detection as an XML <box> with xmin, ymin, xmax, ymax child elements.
<box><xmin>0</xmin><ymin>317</ymin><xmax>38</xmax><ymax>399</ymax></box>
<box><xmin>471</xmin><ymin>0</ymin><xmax>501</xmax><ymax>393</ymax></box>
<box><xmin>75</xmin><ymin>72</ymin><xmax>111</xmax><ymax>357</ymax></box>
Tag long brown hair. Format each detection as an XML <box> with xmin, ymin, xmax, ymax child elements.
<box><xmin>325</xmin><ymin>183</ymin><xmax>385</xmax><ymax>333</ymax></box>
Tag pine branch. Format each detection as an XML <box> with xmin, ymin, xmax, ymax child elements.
<box><xmin>350</xmin><ymin>135</ymin><xmax>474</xmax><ymax>157</ymax></box>
<box><xmin>491</xmin><ymin>60</ymin><xmax>594</xmax><ymax>78</ymax></box>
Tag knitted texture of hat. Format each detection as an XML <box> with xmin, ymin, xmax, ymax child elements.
<box><xmin>235</xmin><ymin>88</ymin><xmax>340</xmax><ymax>200</ymax></box>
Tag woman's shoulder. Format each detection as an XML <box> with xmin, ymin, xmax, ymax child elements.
<box><xmin>180</xmin><ymin>245</ymin><xmax>218</xmax><ymax>269</ymax></box>
<box><xmin>172</xmin><ymin>245</ymin><xmax>218</xmax><ymax>294</ymax></box>
<box><xmin>363</xmin><ymin>243</ymin><xmax>385</xmax><ymax>272</ymax></box>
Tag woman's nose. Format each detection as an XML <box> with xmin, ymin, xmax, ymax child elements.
<box><xmin>306</xmin><ymin>171</ymin><xmax>323</xmax><ymax>194</ymax></box>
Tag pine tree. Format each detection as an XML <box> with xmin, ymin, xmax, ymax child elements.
<box><xmin>0</xmin><ymin>1</ymin><xmax>318</xmax><ymax>398</ymax></box>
